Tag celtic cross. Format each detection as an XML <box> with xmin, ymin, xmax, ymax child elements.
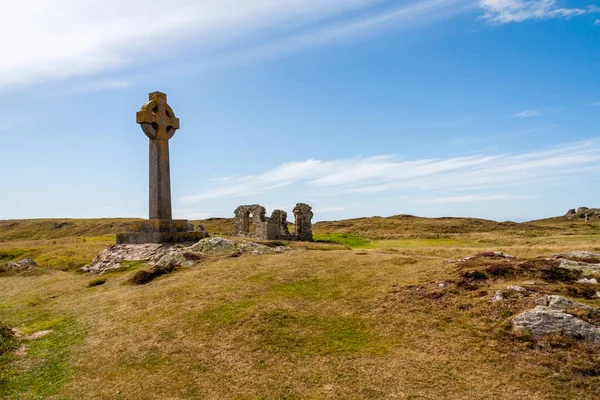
<box><xmin>136</xmin><ymin>92</ymin><xmax>180</xmax><ymax>220</ymax></box>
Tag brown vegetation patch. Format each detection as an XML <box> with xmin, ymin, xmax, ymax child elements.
<box><xmin>0</xmin><ymin>320</ymin><xmax>15</xmax><ymax>356</ymax></box>
<box><xmin>130</xmin><ymin>264</ymin><xmax>177</xmax><ymax>285</ymax></box>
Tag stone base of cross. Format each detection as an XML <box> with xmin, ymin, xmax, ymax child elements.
<box><xmin>117</xmin><ymin>91</ymin><xmax>207</xmax><ymax>245</ymax></box>
<box><xmin>117</xmin><ymin>219</ymin><xmax>207</xmax><ymax>244</ymax></box>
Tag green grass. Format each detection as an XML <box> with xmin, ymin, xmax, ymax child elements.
<box><xmin>248</xmin><ymin>309</ymin><xmax>385</xmax><ymax>357</ymax></box>
<box><xmin>313</xmin><ymin>233</ymin><xmax>373</xmax><ymax>248</ymax></box>
<box><xmin>0</xmin><ymin>249</ymin><xmax>31</xmax><ymax>262</ymax></box>
<box><xmin>0</xmin><ymin>306</ymin><xmax>82</xmax><ymax>399</ymax></box>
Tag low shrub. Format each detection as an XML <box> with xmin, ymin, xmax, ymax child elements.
<box><xmin>566</xmin><ymin>285</ymin><xmax>597</xmax><ymax>300</ymax></box>
<box><xmin>485</xmin><ymin>263</ymin><xmax>515</xmax><ymax>277</ymax></box>
<box><xmin>130</xmin><ymin>264</ymin><xmax>176</xmax><ymax>285</ymax></box>
<box><xmin>540</xmin><ymin>266</ymin><xmax>582</xmax><ymax>283</ymax></box>
<box><xmin>0</xmin><ymin>320</ymin><xmax>15</xmax><ymax>356</ymax></box>
<box><xmin>461</xmin><ymin>270</ymin><xmax>488</xmax><ymax>280</ymax></box>
<box><xmin>87</xmin><ymin>278</ymin><xmax>106</xmax><ymax>288</ymax></box>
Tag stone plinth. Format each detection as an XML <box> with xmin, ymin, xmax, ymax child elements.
<box><xmin>117</xmin><ymin>219</ymin><xmax>207</xmax><ymax>244</ymax></box>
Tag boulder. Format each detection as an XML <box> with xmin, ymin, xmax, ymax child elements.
<box><xmin>513</xmin><ymin>295</ymin><xmax>600</xmax><ymax>343</ymax></box>
<box><xmin>513</xmin><ymin>306</ymin><xmax>600</xmax><ymax>344</ymax></box>
<box><xmin>551</xmin><ymin>252</ymin><xmax>600</xmax><ymax>273</ymax></box>
<box><xmin>82</xmin><ymin>244</ymin><xmax>178</xmax><ymax>274</ymax></box>
<box><xmin>540</xmin><ymin>295</ymin><xmax>599</xmax><ymax>316</ymax></box>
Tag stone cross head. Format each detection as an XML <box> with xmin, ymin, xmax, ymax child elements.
<box><xmin>136</xmin><ymin>92</ymin><xmax>180</xmax><ymax>140</ymax></box>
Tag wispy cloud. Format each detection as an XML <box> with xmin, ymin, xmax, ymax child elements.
<box><xmin>0</xmin><ymin>0</ymin><xmax>473</xmax><ymax>88</ymax></box>
<box><xmin>514</xmin><ymin>109</ymin><xmax>542</xmax><ymax>117</ymax></box>
<box><xmin>595</xmin><ymin>18</ymin><xmax>600</xmax><ymax>24</ymax></box>
<box><xmin>182</xmin><ymin>140</ymin><xmax>600</xmax><ymax>203</ymax></box>
<box><xmin>589</xmin><ymin>101</ymin><xmax>600</xmax><ymax>106</ymax></box>
<box><xmin>480</xmin><ymin>0</ymin><xmax>598</xmax><ymax>24</ymax></box>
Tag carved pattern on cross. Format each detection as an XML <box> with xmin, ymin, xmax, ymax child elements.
<box><xmin>136</xmin><ymin>92</ymin><xmax>180</xmax><ymax>140</ymax></box>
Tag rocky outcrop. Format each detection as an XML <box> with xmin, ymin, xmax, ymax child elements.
<box><xmin>83</xmin><ymin>237</ymin><xmax>290</xmax><ymax>274</ymax></box>
<box><xmin>564</xmin><ymin>207</ymin><xmax>600</xmax><ymax>220</ymax></box>
<box><xmin>551</xmin><ymin>252</ymin><xmax>600</xmax><ymax>273</ymax></box>
<box><xmin>513</xmin><ymin>295</ymin><xmax>600</xmax><ymax>343</ymax></box>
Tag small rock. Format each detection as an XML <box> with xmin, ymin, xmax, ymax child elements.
<box><xmin>493</xmin><ymin>251</ymin><xmax>516</xmax><ymax>259</ymax></box>
<box><xmin>26</xmin><ymin>330</ymin><xmax>53</xmax><ymax>340</ymax></box>
<box><xmin>577</xmin><ymin>277</ymin><xmax>599</xmax><ymax>284</ymax></box>
<box><xmin>492</xmin><ymin>290</ymin><xmax>504</xmax><ymax>302</ymax></box>
<box><xmin>438</xmin><ymin>282</ymin><xmax>447</xmax><ymax>288</ymax></box>
<box><xmin>507</xmin><ymin>285</ymin><xmax>527</xmax><ymax>292</ymax></box>
<box><xmin>7</xmin><ymin>258</ymin><xmax>40</xmax><ymax>271</ymax></box>
<box><xmin>181</xmin><ymin>260</ymin><xmax>195</xmax><ymax>267</ymax></box>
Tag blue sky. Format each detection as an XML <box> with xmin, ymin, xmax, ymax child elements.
<box><xmin>1</xmin><ymin>0</ymin><xmax>599</xmax><ymax>222</ymax></box>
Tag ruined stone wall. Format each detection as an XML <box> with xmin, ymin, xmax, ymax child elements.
<box><xmin>293</xmin><ymin>203</ymin><xmax>313</xmax><ymax>241</ymax></box>
<box><xmin>234</xmin><ymin>205</ymin><xmax>269</xmax><ymax>238</ymax></box>
<box><xmin>233</xmin><ymin>203</ymin><xmax>313</xmax><ymax>241</ymax></box>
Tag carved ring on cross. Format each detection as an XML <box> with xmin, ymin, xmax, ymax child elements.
<box><xmin>136</xmin><ymin>92</ymin><xmax>180</xmax><ymax>141</ymax></box>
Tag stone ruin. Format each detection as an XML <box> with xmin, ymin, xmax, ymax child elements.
<box><xmin>234</xmin><ymin>203</ymin><xmax>313</xmax><ymax>241</ymax></box>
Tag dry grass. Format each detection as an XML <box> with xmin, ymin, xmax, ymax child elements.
<box><xmin>0</xmin><ymin>216</ymin><xmax>599</xmax><ymax>399</ymax></box>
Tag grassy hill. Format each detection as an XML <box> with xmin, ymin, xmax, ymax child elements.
<box><xmin>1</xmin><ymin>215</ymin><xmax>599</xmax><ymax>398</ymax></box>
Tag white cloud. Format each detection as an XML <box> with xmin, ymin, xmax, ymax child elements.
<box><xmin>181</xmin><ymin>140</ymin><xmax>600</xmax><ymax>203</ymax></box>
<box><xmin>589</xmin><ymin>102</ymin><xmax>600</xmax><ymax>106</ymax></box>
<box><xmin>0</xmin><ymin>0</ymin><xmax>471</xmax><ymax>88</ymax></box>
<box><xmin>595</xmin><ymin>18</ymin><xmax>600</xmax><ymax>24</ymax></box>
<box><xmin>480</xmin><ymin>0</ymin><xmax>596</xmax><ymax>23</ymax></box>
<box><xmin>514</xmin><ymin>109</ymin><xmax>542</xmax><ymax>117</ymax></box>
